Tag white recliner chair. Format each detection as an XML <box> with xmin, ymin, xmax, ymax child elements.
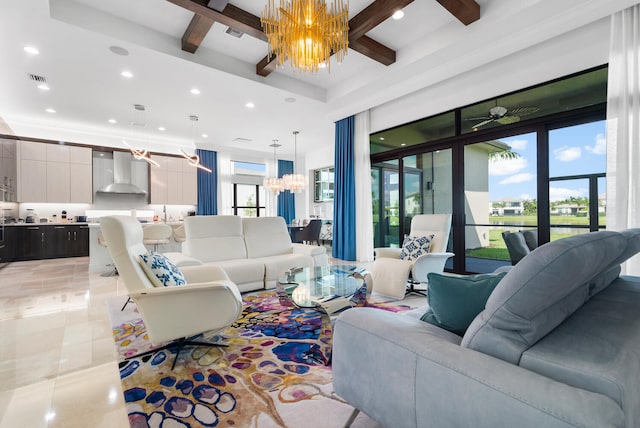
<box><xmin>100</xmin><ymin>215</ymin><xmax>243</xmax><ymax>369</ymax></box>
<box><xmin>373</xmin><ymin>214</ymin><xmax>454</xmax><ymax>298</ymax></box>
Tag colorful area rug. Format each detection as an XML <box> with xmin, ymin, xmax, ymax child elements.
<box><xmin>109</xmin><ymin>290</ymin><xmax>415</xmax><ymax>428</ymax></box>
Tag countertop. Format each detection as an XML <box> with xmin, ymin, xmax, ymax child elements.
<box><xmin>2</xmin><ymin>222</ymin><xmax>91</xmax><ymax>227</ymax></box>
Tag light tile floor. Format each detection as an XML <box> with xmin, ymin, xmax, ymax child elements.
<box><xmin>0</xmin><ymin>257</ymin><xmax>423</xmax><ymax>427</ymax></box>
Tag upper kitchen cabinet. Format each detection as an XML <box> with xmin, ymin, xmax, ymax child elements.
<box><xmin>150</xmin><ymin>154</ymin><xmax>196</xmax><ymax>205</ymax></box>
<box><xmin>18</xmin><ymin>141</ymin><xmax>92</xmax><ymax>203</ymax></box>
<box><xmin>0</xmin><ymin>139</ymin><xmax>17</xmax><ymax>202</ymax></box>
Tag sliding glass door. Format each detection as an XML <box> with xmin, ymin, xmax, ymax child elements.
<box><xmin>372</xmin><ymin>150</ymin><xmax>453</xmax><ymax>250</ymax></box>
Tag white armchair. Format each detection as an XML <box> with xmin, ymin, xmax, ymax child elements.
<box><xmin>100</xmin><ymin>215</ymin><xmax>243</xmax><ymax>369</ymax></box>
<box><xmin>373</xmin><ymin>214</ymin><xmax>454</xmax><ymax>297</ymax></box>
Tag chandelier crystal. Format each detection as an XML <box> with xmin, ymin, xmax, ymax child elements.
<box><xmin>261</xmin><ymin>0</ymin><xmax>349</xmax><ymax>73</ymax></box>
<box><xmin>263</xmin><ymin>141</ymin><xmax>285</xmax><ymax>195</ymax></box>
<box><xmin>282</xmin><ymin>131</ymin><xmax>306</xmax><ymax>194</ymax></box>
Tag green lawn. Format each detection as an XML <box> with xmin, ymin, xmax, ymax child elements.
<box><xmin>465</xmin><ymin>228</ymin><xmax>577</xmax><ymax>260</ymax></box>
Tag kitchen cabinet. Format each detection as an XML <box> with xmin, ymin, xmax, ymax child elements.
<box><xmin>150</xmin><ymin>154</ymin><xmax>197</xmax><ymax>205</ymax></box>
<box><xmin>18</xmin><ymin>141</ymin><xmax>92</xmax><ymax>203</ymax></box>
<box><xmin>12</xmin><ymin>224</ymin><xmax>90</xmax><ymax>261</ymax></box>
<box><xmin>0</xmin><ymin>225</ymin><xmax>15</xmax><ymax>263</ymax></box>
<box><xmin>15</xmin><ymin>226</ymin><xmax>46</xmax><ymax>260</ymax></box>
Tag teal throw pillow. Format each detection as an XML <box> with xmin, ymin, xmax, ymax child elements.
<box><xmin>139</xmin><ymin>252</ymin><xmax>187</xmax><ymax>287</ymax></box>
<box><xmin>400</xmin><ymin>234</ymin><xmax>434</xmax><ymax>260</ymax></box>
<box><xmin>420</xmin><ymin>272</ymin><xmax>506</xmax><ymax>335</ymax></box>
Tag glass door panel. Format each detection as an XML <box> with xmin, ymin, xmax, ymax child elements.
<box><xmin>464</xmin><ymin>132</ymin><xmax>537</xmax><ymax>273</ymax></box>
<box><xmin>401</xmin><ymin>150</ymin><xmax>453</xmax><ymax>250</ymax></box>
<box><xmin>372</xmin><ymin>160</ymin><xmax>399</xmax><ymax>248</ymax></box>
<box><xmin>548</xmin><ymin>120</ymin><xmax>606</xmax><ymax>237</ymax></box>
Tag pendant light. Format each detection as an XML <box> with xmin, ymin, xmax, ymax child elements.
<box><xmin>282</xmin><ymin>131</ymin><xmax>306</xmax><ymax>193</ymax></box>
<box><xmin>263</xmin><ymin>140</ymin><xmax>284</xmax><ymax>195</ymax></box>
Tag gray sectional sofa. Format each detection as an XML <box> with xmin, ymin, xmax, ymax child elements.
<box><xmin>333</xmin><ymin>229</ymin><xmax>640</xmax><ymax>428</ymax></box>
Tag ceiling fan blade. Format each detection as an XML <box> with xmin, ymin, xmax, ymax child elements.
<box><xmin>508</xmin><ymin>106</ymin><xmax>540</xmax><ymax>117</ymax></box>
<box><xmin>471</xmin><ymin>119</ymin><xmax>495</xmax><ymax>129</ymax></box>
<box><xmin>464</xmin><ymin>116</ymin><xmax>491</xmax><ymax>121</ymax></box>
<box><xmin>496</xmin><ymin>115</ymin><xmax>521</xmax><ymax>125</ymax></box>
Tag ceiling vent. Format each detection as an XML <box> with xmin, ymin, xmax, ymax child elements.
<box><xmin>225</xmin><ymin>27</ymin><xmax>244</xmax><ymax>38</ymax></box>
<box><xmin>232</xmin><ymin>137</ymin><xmax>252</xmax><ymax>144</ymax></box>
<box><xmin>28</xmin><ymin>73</ymin><xmax>47</xmax><ymax>83</ymax></box>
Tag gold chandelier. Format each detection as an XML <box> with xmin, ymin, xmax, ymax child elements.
<box><xmin>261</xmin><ymin>0</ymin><xmax>349</xmax><ymax>73</ymax></box>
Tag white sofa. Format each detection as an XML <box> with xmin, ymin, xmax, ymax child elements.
<box><xmin>166</xmin><ymin>215</ymin><xmax>329</xmax><ymax>292</ymax></box>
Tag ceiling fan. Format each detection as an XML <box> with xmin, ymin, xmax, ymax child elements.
<box><xmin>467</xmin><ymin>104</ymin><xmax>540</xmax><ymax>130</ymax></box>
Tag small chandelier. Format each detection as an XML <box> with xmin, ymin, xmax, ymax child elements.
<box><xmin>282</xmin><ymin>131</ymin><xmax>306</xmax><ymax>194</ymax></box>
<box><xmin>181</xmin><ymin>115</ymin><xmax>212</xmax><ymax>173</ymax></box>
<box><xmin>261</xmin><ymin>0</ymin><xmax>349</xmax><ymax>73</ymax></box>
<box><xmin>263</xmin><ymin>140</ymin><xmax>285</xmax><ymax>195</ymax></box>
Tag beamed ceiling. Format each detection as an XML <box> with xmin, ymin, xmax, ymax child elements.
<box><xmin>0</xmin><ymin>0</ymin><xmax>636</xmax><ymax>157</ymax></box>
<box><xmin>168</xmin><ymin>0</ymin><xmax>480</xmax><ymax>77</ymax></box>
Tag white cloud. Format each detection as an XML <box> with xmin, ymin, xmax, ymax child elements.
<box><xmin>507</xmin><ymin>139</ymin><xmax>528</xmax><ymax>150</ymax></box>
<box><xmin>585</xmin><ymin>133</ymin><xmax>606</xmax><ymax>155</ymax></box>
<box><xmin>549</xmin><ymin>186</ymin><xmax>588</xmax><ymax>202</ymax></box>
<box><xmin>499</xmin><ymin>173</ymin><xmax>534</xmax><ymax>184</ymax></box>
<box><xmin>489</xmin><ymin>157</ymin><xmax>528</xmax><ymax>176</ymax></box>
<box><xmin>520</xmin><ymin>193</ymin><xmax>533</xmax><ymax>201</ymax></box>
<box><xmin>554</xmin><ymin>146</ymin><xmax>582</xmax><ymax>162</ymax></box>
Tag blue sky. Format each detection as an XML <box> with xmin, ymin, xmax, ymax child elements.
<box><xmin>488</xmin><ymin>120</ymin><xmax>606</xmax><ymax>201</ymax></box>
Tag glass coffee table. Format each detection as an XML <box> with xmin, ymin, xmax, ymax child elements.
<box><xmin>277</xmin><ymin>265</ymin><xmax>368</xmax><ymax>316</ymax></box>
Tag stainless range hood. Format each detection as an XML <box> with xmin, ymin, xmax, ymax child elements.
<box><xmin>96</xmin><ymin>151</ymin><xmax>147</xmax><ymax>195</ymax></box>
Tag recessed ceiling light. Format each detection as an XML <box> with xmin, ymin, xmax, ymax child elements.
<box><xmin>158</xmin><ymin>126</ymin><xmax>166</xmax><ymax>131</ymax></box>
<box><xmin>318</xmin><ymin>62</ymin><xmax>327</xmax><ymax>69</ymax></box>
<box><xmin>400</xmin><ymin>143</ymin><xmax>407</xmax><ymax>146</ymax></box>
<box><xmin>108</xmin><ymin>118</ymin><xmax>117</xmax><ymax>124</ymax></box>
<box><xmin>379</xmin><ymin>137</ymin><xmax>385</xmax><ymax>140</ymax></box>
<box><xmin>121</xmin><ymin>70</ymin><xmax>133</xmax><ymax>78</ymax></box>
<box><xmin>37</xmin><ymin>84</ymin><xmax>50</xmax><ymax>91</ymax></box>
<box><xmin>245</xmin><ymin>102</ymin><xmax>255</xmax><ymax>108</ymax></box>
<box><xmin>45</xmin><ymin>108</ymin><xmax>56</xmax><ymax>113</ymax></box>
<box><xmin>190</xmin><ymin>88</ymin><xmax>201</xmax><ymax>95</ymax></box>
<box><xmin>201</xmin><ymin>133</ymin><xmax>208</xmax><ymax>138</ymax></box>
<box><xmin>24</xmin><ymin>46</ymin><xmax>39</xmax><ymax>55</ymax></box>
<box><xmin>392</xmin><ymin>10</ymin><xmax>405</xmax><ymax>20</ymax></box>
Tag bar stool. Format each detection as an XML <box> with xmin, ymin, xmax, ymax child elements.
<box><xmin>143</xmin><ymin>224</ymin><xmax>173</xmax><ymax>252</ymax></box>
<box><xmin>173</xmin><ymin>224</ymin><xmax>186</xmax><ymax>244</ymax></box>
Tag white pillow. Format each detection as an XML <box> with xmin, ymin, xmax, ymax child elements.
<box><xmin>139</xmin><ymin>252</ymin><xmax>187</xmax><ymax>287</ymax></box>
<box><xmin>400</xmin><ymin>234</ymin><xmax>434</xmax><ymax>260</ymax></box>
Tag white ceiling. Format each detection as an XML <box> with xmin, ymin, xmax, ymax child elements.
<box><xmin>0</xmin><ymin>0</ymin><xmax>637</xmax><ymax>157</ymax></box>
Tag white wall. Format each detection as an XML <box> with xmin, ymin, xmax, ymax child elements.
<box><xmin>370</xmin><ymin>18</ymin><xmax>611</xmax><ymax>134</ymax></box>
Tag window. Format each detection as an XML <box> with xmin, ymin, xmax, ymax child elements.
<box><xmin>233</xmin><ymin>184</ymin><xmax>266</xmax><ymax>217</ymax></box>
<box><xmin>232</xmin><ymin>161</ymin><xmax>266</xmax><ymax>176</ymax></box>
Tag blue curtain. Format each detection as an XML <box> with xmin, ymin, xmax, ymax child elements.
<box><xmin>196</xmin><ymin>149</ymin><xmax>217</xmax><ymax>215</ymax></box>
<box><xmin>333</xmin><ymin>116</ymin><xmax>356</xmax><ymax>260</ymax></box>
<box><xmin>277</xmin><ymin>159</ymin><xmax>295</xmax><ymax>223</ymax></box>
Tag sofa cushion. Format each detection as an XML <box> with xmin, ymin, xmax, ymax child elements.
<box><xmin>139</xmin><ymin>252</ymin><xmax>187</xmax><ymax>287</ymax></box>
<box><xmin>519</xmin><ymin>276</ymin><xmax>640</xmax><ymax>427</ymax></box>
<box><xmin>502</xmin><ymin>231</ymin><xmax>531</xmax><ymax>264</ymax></box>
<box><xmin>213</xmin><ymin>258</ymin><xmax>265</xmax><ymax>286</ymax></box>
<box><xmin>243</xmin><ymin>217</ymin><xmax>293</xmax><ymax>258</ymax></box>
<box><xmin>462</xmin><ymin>231</ymin><xmax>627</xmax><ymax>364</ymax></box>
<box><xmin>421</xmin><ymin>272</ymin><xmax>506</xmax><ymax>335</ymax></box>
<box><xmin>183</xmin><ymin>216</ymin><xmax>247</xmax><ymax>262</ymax></box>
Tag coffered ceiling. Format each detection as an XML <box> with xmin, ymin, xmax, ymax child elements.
<box><xmin>0</xmin><ymin>0</ymin><xmax>637</xmax><ymax>157</ymax></box>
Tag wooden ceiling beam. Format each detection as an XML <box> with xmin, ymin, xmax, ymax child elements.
<box><xmin>256</xmin><ymin>54</ymin><xmax>278</xmax><ymax>77</ymax></box>
<box><xmin>167</xmin><ymin>0</ymin><xmax>267</xmax><ymax>41</ymax></box>
<box><xmin>435</xmin><ymin>0</ymin><xmax>480</xmax><ymax>25</ymax></box>
<box><xmin>350</xmin><ymin>35</ymin><xmax>396</xmax><ymax>66</ymax></box>
<box><xmin>181</xmin><ymin>13</ymin><xmax>215</xmax><ymax>53</ymax></box>
<box><xmin>348</xmin><ymin>0</ymin><xmax>415</xmax><ymax>42</ymax></box>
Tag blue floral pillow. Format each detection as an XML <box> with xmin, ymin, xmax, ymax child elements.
<box><xmin>139</xmin><ymin>252</ymin><xmax>187</xmax><ymax>287</ymax></box>
<box><xmin>400</xmin><ymin>234</ymin><xmax>435</xmax><ymax>261</ymax></box>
